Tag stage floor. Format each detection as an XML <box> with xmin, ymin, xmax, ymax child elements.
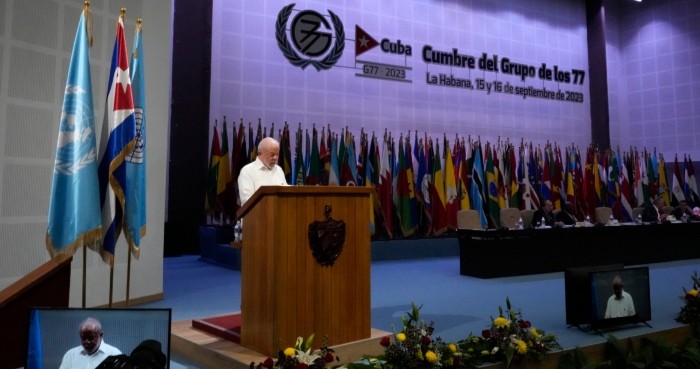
<box><xmin>132</xmin><ymin>255</ymin><xmax>700</xmax><ymax>369</ymax></box>
<box><xmin>171</xmin><ymin>317</ymin><xmax>389</xmax><ymax>369</ymax></box>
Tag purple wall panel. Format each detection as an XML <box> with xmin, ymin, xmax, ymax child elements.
<box><xmin>608</xmin><ymin>0</ymin><xmax>700</xmax><ymax>160</ymax></box>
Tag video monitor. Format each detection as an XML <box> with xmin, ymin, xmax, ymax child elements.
<box><xmin>589</xmin><ymin>266</ymin><xmax>651</xmax><ymax>329</ymax></box>
<box><xmin>26</xmin><ymin>308</ymin><xmax>171</xmax><ymax>369</ymax></box>
<box><xmin>564</xmin><ymin>264</ymin><xmax>623</xmax><ymax>327</ymax></box>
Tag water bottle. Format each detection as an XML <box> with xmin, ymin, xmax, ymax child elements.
<box><xmin>540</xmin><ymin>216</ymin><xmax>545</xmax><ymax>228</ymax></box>
<box><xmin>683</xmin><ymin>213</ymin><xmax>689</xmax><ymax>223</ymax></box>
<box><xmin>234</xmin><ymin>220</ymin><xmax>242</xmax><ymax>242</ymax></box>
<box><xmin>585</xmin><ymin>215</ymin><xmax>590</xmax><ymax>226</ymax></box>
<box><xmin>517</xmin><ymin>217</ymin><xmax>523</xmax><ymax>229</ymax></box>
<box><xmin>636</xmin><ymin>214</ymin><xmax>642</xmax><ymax>225</ymax></box>
<box><xmin>608</xmin><ymin>214</ymin><xmax>614</xmax><ymax>226</ymax></box>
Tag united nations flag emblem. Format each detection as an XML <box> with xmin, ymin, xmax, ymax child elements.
<box><xmin>275</xmin><ymin>3</ymin><xmax>345</xmax><ymax>71</ymax></box>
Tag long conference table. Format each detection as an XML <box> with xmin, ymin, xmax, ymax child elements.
<box><xmin>457</xmin><ymin>222</ymin><xmax>700</xmax><ymax>278</ymax></box>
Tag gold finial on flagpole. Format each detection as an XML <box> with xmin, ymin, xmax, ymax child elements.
<box><xmin>121</xmin><ymin>8</ymin><xmax>126</xmax><ymax>20</ymax></box>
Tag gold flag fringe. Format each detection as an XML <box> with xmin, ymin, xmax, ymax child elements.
<box><xmin>46</xmin><ymin>227</ymin><xmax>102</xmax><ymax>260</ymax></box>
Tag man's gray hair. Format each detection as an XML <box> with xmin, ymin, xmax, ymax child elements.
<box><xmin>257</xmin><ymin>137</ymin><xmax>280</xmax><ymax>154</ymax></box>
<box><xmin>79</xmin><ymin>317</ymin><xmax>103</xmax><ymax>333</ymax></box>
<box><xmin>652</xmin><ymin>197</ymin><xmax>665</xmax><ymax>206</ymax></box>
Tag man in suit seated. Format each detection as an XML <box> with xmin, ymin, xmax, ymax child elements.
<box><xmin>642</xmin><ymin>197</ymin><xmax>667</xmax><ymax>223</ymax></box>
<box><xmin>555</xmin><ymin>202</ymin><xmax>578</xmax><ymax>225</ymax></box>
<box><xmin>532</xmin><ymin>200</ymin><xmax>564</xmax><ymax>227</ymax></box>
<box><xmin>672</xmin><ymin>200</ymin><xmax>699</xmax><ymax>220</ymax></box>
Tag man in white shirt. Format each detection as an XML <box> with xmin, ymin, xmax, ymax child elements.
<box><xmin>238</xmin><ymin>137</ymin><xmax>288</xmax><ymax>205</ymax></box>
<box><xmin>59</xmin><ymin>317</ymin><xmax>121</xmax><ymax>369</ymax></box>
<box><xmin>604</xmin><ymin>275</ymin><xmax>636</xmax><ymax>319</ymax></box>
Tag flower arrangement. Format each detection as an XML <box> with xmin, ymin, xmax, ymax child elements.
<box><xmin>346</xmin><ymin>303</ymin><xmax>463</xmax><ymax>368</ymax></box>
<box><xmin>458</xmin><ymin>297</ymin><xmax>561</xmax><ymax>367</ymax></box>
<box><xmin>676</xmin><ymin>270</ymin><xmax>700</xmax><ymax>325</ymax></box>
<box><xmin>250</xmin><ymin>334</ymin><xmax>338</xmax><ymax>369</ymax></box>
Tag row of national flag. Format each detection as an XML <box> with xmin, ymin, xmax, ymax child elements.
<box><xmin>207</xmin><ymin>119</ymin><xmax>700</xmax><ymax>237</ymax></box>
<box><xmin>46</xmin><ymin>6</ymin><xmax>147</xmax><ymax>264</ymax></box>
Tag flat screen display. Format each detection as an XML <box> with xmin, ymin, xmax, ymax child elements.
<box><xmin>25</xmin><ymin>308</ymin><xmax>171</xmax><ymax>369</ymax></box>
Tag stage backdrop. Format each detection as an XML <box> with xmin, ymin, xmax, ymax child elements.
<box><xmin>210</xmin><ymin>0</ymin><xmax>592</xmax><ymax>152</ymax></box>
<box><xmin>605</xmin><ymin>0</ymin><xmax>700</xmax><ymax>160</ymax></box>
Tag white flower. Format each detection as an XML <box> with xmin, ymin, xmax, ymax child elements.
<box><xmin>295</xmin><ymin>349</ymin><xmax>320</xmax><ymax>364</ymax></box>
<box><xmin>491</xmin><ymin>346</ymin><xmax>499</xmax><ymax>355</ymax></box>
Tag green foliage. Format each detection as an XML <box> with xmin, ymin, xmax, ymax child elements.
<box><xmin>557</xmin><ymin>335</ymin><xmax>700</xmax><ymax>369</ymax></box>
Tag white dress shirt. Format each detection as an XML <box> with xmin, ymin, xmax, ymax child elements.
<box><xmin>238</xmin><ymin>157</ymin><xmax>287</xmax><ymax>205</ymax></box>
<box><xmin>59</xmin><ymin>340</ymin><xmax>121</xmax><ymax>369</ymax></box>
<box><xmin>604</xmin><ymin>291</ymin><xmax>636</xmax><ymax>319</ymax></box>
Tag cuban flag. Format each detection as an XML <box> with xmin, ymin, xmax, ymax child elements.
<box><xmin>46</xmin><ymin>10</ymin><xmax>102</xmax><ymax>257</ymax></box>
<box><xmin>96</xmin><ymin>16</ymin><xmax>137</xmax><ymax>264</ymax></box>
<box><xmin>124</xmin><ymin>21</ymin><xmax>147</xmax><ymax>257</ymax></box>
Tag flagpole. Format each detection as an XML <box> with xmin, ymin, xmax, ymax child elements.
<box><xmin>82</xmin><ymin>245</ymin><xmax>87</xmax><ymax>308</ymax></box>
<box><xmin>109</xmin><ymin>255</ymin><xmax>114</xmax><ymax>308</ymax></box>
<box><xmin>126</xmin><ymin>251</ymin><xmax>131</xmax><ymax>307</ymax></box>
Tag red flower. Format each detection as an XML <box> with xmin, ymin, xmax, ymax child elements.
<box><xmin>481</xmin><ymin>329</ymin><xmax>491</xmax><ymax>338</ymax></box>
<box><xmin>686</xmin><ymin>293</ymin><xmax>695</xmax><ymax>301</ymax></box>
<box><xmin>422</xmin><ymin>336</ymin><xmax>431</xmax><ymax>345</ymax></box>
<box><xmin>380</xmin><ymin>336</ymin><xmax>391</xmax><ymax>347</ymax></box>
<box><xmin>512</xmin><ymin>355</ymin><xmax>521</xmax><ymax>364</ymax></box>
<box><xmin>536</xmin><ymin>343</ymin><xmax>543</xmax><ymax>351</ymax></box>
<box><xmin>295</xmin><ymin>363</ymin><xmax>308</xmax><ymax>369</ymax></box>
<box><xmin>324</xmin><ymin>352</ymin><xmax>335</xmax><ymax>363</ymax></box>
<box><xmin>518</xmin><ymin>320</ymin><xmax>531</xmax><ymax>328</ymax></box>
<box><xmin>262</xmin><ymin>357</ymin><xmax>274</xmax><ymax>368</ymax></box>
<box><xmin>453</xmin><ymin>357</ymin><xmax>460</xmax><ymax>367</ymax></box>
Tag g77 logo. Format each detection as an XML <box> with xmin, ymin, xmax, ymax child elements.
<box><xmin>275</xmin><ymin>3</ymin><xmax>345</xmax><ymax>71</ymax></box>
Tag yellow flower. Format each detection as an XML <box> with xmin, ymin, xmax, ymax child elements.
<box><xmin>283</xmin><ymin>348</ymin><xmax>295</xmax><ymax>357</ymax></box>
<box><xmin>425</xmin><ymin>351</ymin><xmax>438</xmax><ymax>362</ymax></box>
<box><xmin>396</xmin><ymin>333</ymin><xmax>406</xmax><ymax>342</ymax></box>
<box><xmin>516</xmin><ymin>340</ymin><xmax>528</xmax><ymax>354</ymax></box>
<box><xmin>531</xmin><ymin>328</ymin><xmax>540</xmax><ymax>339</ymax></box>
<box><xmin>416</xmin><ymin>350</ymin><xmax>424</xmax><ymax>360</ymax></box>
<box><xmin>449</xmin><ymin>343</ymin><xmax>457</xmax><ymax>353</ymax></box>
<box><xmin>494</xmin><ymin>317</ymin><xmax>510</xmax><ymax>329</ymax></box>
<box><xmin>690</xmin><ymin>290</ymin><xmax>699</xmax><ymax>297</ymax></box>
<box><xmin>481</xmin><ymin>350</ymin><xmax>490</xmax><ymax>355</ymax></box>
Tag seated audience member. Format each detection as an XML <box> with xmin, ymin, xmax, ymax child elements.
<box><xmin>532</xmin><ymin>200</ymin><xmax>564</xmax><ymax>228</ymax></box>
<box><xmin>96</xmin><ymin>339</ymin><xmax>167</xmax><ymax>369</ymax></box>
<box><xmin>60</xmin><ymin>318</ymin><xmax>121</xmax><ymax>369</ymax></box>
<box><xmin>130</xmin><ymin>339</ymin><xmax>167</xmax><ymax>369</ymax></box>
<box><xmin>672</xmin><ymin>200</ymin><xmax>699</xmax><ymax>220</ymax></box>
<box><xmin>555</xmin><ymin>202</ymin><xmax>578</xmax><ymax>225</ymax></box>
<box><xmin>694</xmin><ymin>207</ymin><xmax>700</xmax><ymax>218</ymax></box>
<box><xmin>641</xmin><ymin>197</ymin><xmax>667</xmax><ymax>223</ymax></box>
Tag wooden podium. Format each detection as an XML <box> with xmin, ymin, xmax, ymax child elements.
<box><xmin>236</xmin><ymin>186</ymin><xmax>373</xmax><ymax>356</ymax></box>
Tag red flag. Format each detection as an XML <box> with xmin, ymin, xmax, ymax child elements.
<box><xmin>355</xmin><ymin>25</ymin><xmax>379</xmax><ymax>57</ymax></box>
<box><xmin>377</xmin><ymin>136</ymin><xmax>393</xmax><ymax>238</ymax></box>
<box><xmin>584</xmin><ymin>147</ymin><xmax>597</xmax><ymax>222</ymax></box>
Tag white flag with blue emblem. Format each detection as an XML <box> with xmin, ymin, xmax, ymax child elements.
<box><xmin>46</xmin><ymin>9</ymin><xmax>102</xmax><ymax>257</ymax></box>
<box><xmin>96</xmin><ymin>15</ymin><xmax>137</xmax><ymax>265</ymax></box>
<box><xmin>124</xmin><ymin>21</ymin><xmax>147</xmax><ymax>257</ymax></box>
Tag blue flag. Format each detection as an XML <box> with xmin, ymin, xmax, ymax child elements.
<box><xmin>470</xmin><ymin>144</ymin><xmax>488</xmax><ymax>228</ymax></box>
<box><xmin>124</xmin><ymin>22</ymin><xmax>147</xmax><ymax>257</ymax></box>
<box><xmin>46</xmin><ymin>10</ymin><xmax>102</xmax><ymax>257</ymax></box>
<box><xmin>97</xmin><ymin>16</ymin><xmax>137</xmax><ymax>264</ymax></box>
<box><xmin>27</xmin><ymin>309</ymin><xmax>43</xmax><ymax>369</ymax></box>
